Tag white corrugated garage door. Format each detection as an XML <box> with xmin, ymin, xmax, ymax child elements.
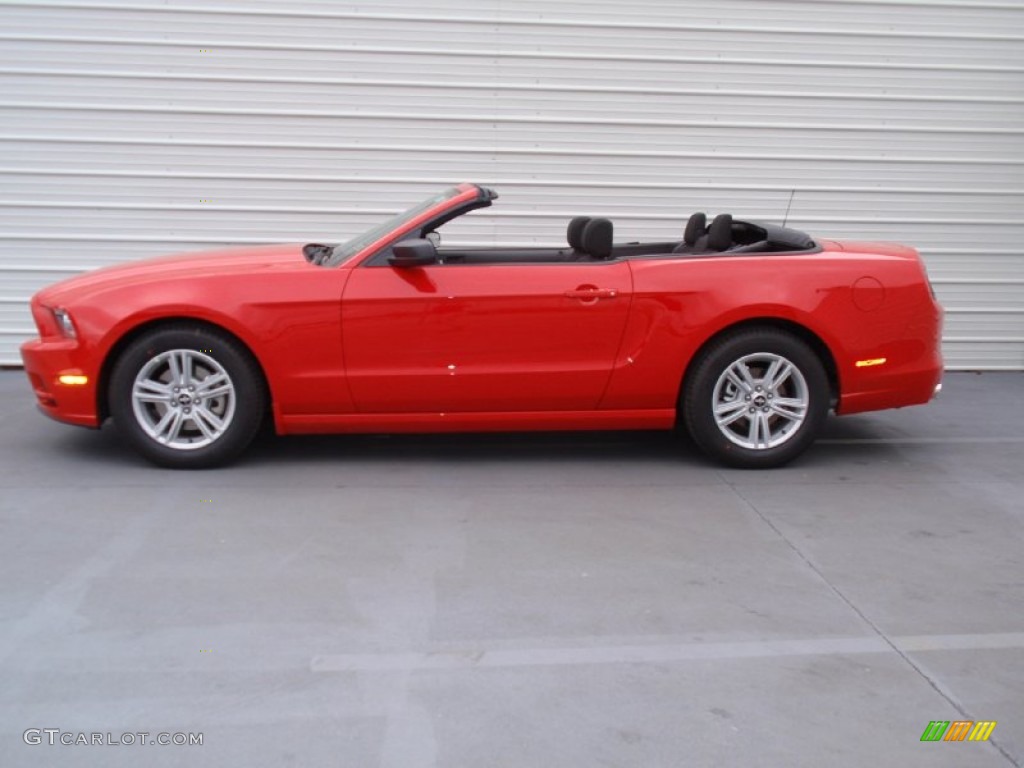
<box><xmin>1</xmin><ymin>0</ymin><xmax>1022</xmax><ymax>368</ymax></box>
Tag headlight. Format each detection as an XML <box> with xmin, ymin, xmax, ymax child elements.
<box><xmin>51</xmin><ymin>308</ymin><xmax>77</xmax><ymax>338</ymax></box>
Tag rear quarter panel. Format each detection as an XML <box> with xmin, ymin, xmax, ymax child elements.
<box><xmin>603</xmin><ymin>246</ymin><xmax>942</xmax><ymax>414</ymax></box>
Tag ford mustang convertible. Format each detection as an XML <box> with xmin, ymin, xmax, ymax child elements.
<box><xmin>21</xmin><ymin>183</ymin><xmax>943</xmax><ymax>469</ymax></box>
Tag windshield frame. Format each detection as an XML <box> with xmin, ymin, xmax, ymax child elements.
<box><xmin>324</xmin><ymin>184</ymin><xmax>481</xmax><ymax>267</ymax></box>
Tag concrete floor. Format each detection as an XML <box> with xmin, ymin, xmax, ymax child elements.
<box><xmin>0</xmin><ymin>369</ymin><xmax>1021</xmax><ymax>767</ymax></box>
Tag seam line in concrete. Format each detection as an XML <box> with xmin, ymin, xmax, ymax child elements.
<box><xmin>818</xmin><ymin>436</ymin><xmax>1024</xmax><ymax>444</ymax></box>
<box><xmin>725</xmin><ymin>483</ymin><xmax>1021</xmax><ymax>768</ymax></box>
<box><xmin>310</xmin><ymin>631</ymin><xmax>1024</xmax><ymax>673</ymax></box>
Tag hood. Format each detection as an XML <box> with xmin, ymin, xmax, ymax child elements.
<box><xmin>38</xmin><ymin>243</ymin><xmax>309</xmax><ymax>305</ymax></box>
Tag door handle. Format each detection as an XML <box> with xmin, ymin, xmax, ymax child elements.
<box><xmin>564</xmin><ymin>287</ymin><xmax>618</xmax><ymax>300</ymax></box>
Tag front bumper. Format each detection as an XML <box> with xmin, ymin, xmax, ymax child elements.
<box><xmin>20</xmin><ymin>337</ymin><xmax>101</xmax><ymax>428</ymax></box>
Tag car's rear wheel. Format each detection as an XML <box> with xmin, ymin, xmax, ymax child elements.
<box><xmin>109</xmin><ymin>325</ymin><xmax>266</xmax><ymax>468</ymax></box>
<box><xmin>683</xmin><ymin>328</ymin><xmax>829</xmax><ymax>468</ymax></box>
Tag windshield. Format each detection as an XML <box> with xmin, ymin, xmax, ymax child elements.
<box><xmin>325</xmin><ymin>186</ymin><xmax>464</xmax><ymax>266</ymax></box>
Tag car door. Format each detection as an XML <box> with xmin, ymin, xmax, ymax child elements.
<box><xmin>341</xmin><ymin>261</ymin><xmax>633</xmax><ymax>413</ymax></box>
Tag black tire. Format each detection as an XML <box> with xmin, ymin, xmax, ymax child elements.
<box><xmin>682</xmin><ymin>328</ymin><xmax>829</xmax><ymax>468</ymax></box>
<box><xmin>108</xmin><ymin>324</ymin><xmax>267</xmax><ymax>468</ymax></box>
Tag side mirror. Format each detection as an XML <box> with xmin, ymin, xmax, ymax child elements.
<box><xmin>388</xmin><ymin>239</ymin><xmax>437</xmax><ymax>268</ymax></box>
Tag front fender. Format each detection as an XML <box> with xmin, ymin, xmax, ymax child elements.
<box><xmin>77</xmin><ymin>270</ymin><xmax>352</xmax><ymax>425</ymax></box>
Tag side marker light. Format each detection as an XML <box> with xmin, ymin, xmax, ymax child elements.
<box><xmin>855</xmin><ymin>358</ymin><xmax>887</xmax><ymax>368</ymax></box>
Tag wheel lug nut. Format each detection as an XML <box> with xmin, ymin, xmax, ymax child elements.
<box><xmin>745</xmin><ymin>395</ymin><xmax>751</xmax><ymax>401</ymax></box>
<box><xmin>749</xmin><ymin>407</ymin><xmax>755</xmax><ymax>413</ymax></box>
<box><xmin>762</xmin><ymin>407</ymin><xmax>769</xmax><ymax>412</ymax></box>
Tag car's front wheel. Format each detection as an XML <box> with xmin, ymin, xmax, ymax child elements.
<box><xmin>683</xmin><ymin>328</ymin><xmax>829</xmax><ymax>468</ymax></box>
<box><xmin>109</xmin><ymin>325</ymin><xmax>266</xmax><ymax>468</ymax></box>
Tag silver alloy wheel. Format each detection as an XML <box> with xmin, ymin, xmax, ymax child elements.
<box><xmin>711</xmin><ymin>352</ymin><xmax>809</xmax><ymax>450</ymax></box>
<box><xmin>130</xmin><ymin>349</ymin><xmax>236</xmax><ymax>451</ymax></box>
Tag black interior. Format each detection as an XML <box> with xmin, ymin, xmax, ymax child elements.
<box><xmin>364</xmin><ymin>201</ymin><xmax>817</xmax><ymax>267</ymax></box>
<box><xmin>566</xmin><ymin>216</ymin><xmax>590</xmax><ymax>254</ymax></box>
<box><xmin>428</xmin><ymin>212</ymin><xmax>817</xmax><ymax>266</ymax></box>
<box><xmin>582</xmin><ymin>218</ymin><xmax>613</xmax><ymax>259</ymax></box>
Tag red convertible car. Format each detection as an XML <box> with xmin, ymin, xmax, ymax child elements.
<box><xmin>21</xmin><ymin>183</ymin><xmax>943</xmax><ymax>469</ymax></box>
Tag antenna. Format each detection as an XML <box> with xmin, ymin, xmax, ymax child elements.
<box><xmin>782</xmin><ymin>189</ymin><xmax>796</xmax><ymax>227</ymax></box>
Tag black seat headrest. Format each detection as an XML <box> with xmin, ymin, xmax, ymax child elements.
<box><xmin>684</xmin><ymin>212</ymin><xmax>707</xmax><ymax>246</ymax></box>
<box><xmin>582</xmin><ymin>218</ymin><xmax>613</xmax><ymax>259</ymax></box>
<box><xmin>567</xmin><ymin>216</ymin><xmax>591</xmax><ymax>251</ymax></box>
<box><xmin>707</xmin><ymin>213</ymin><xmax>733</xmax><ymax>251</ymax></box>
